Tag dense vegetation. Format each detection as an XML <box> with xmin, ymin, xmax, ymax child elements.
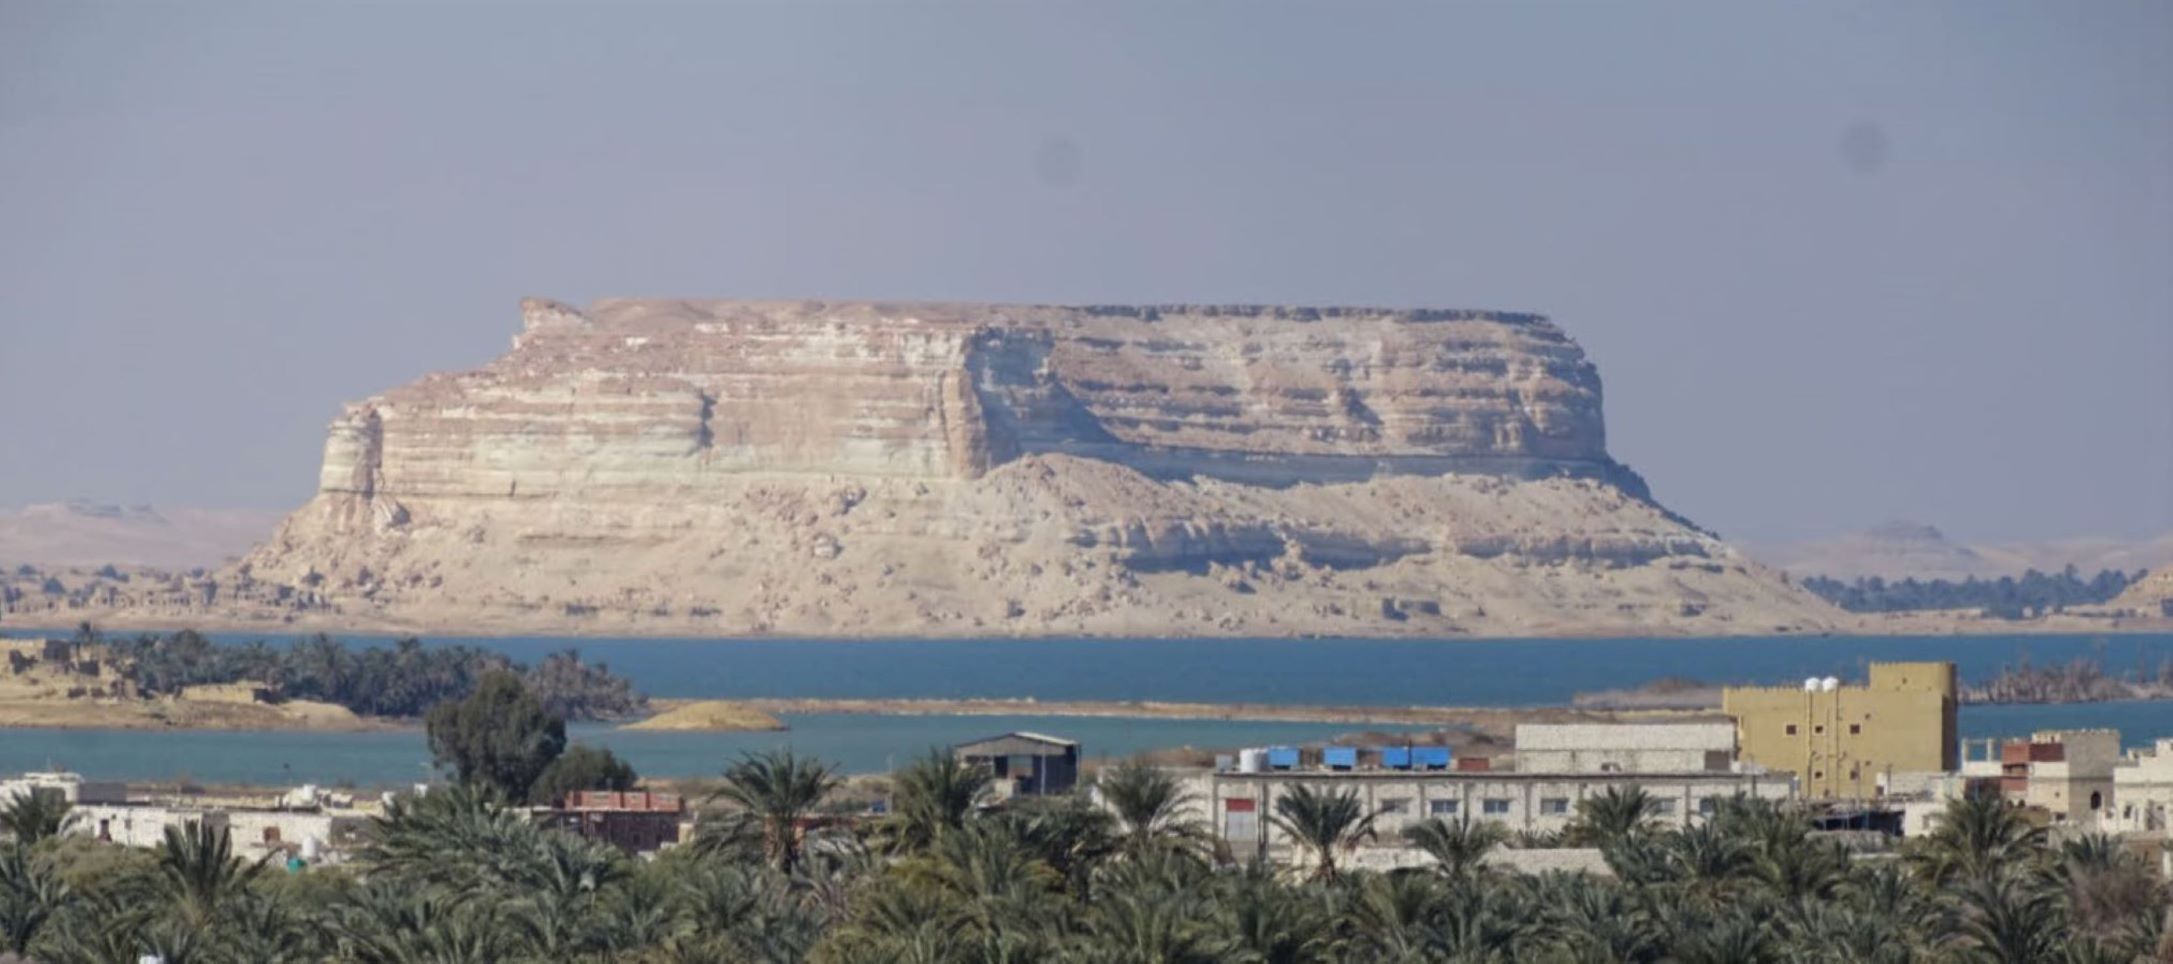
<box><xmin>3</xmin><ymin>753</ymin><xmax>2165</xmax><ymax>962</ymax></box>
<box><xmin>1800</xmin><ymin>566</ymin><xmax>2143</xmax><ymax>619</ymax></box>
<box><xmin>86</xmin><ymin>627</ymin><xmax>645</xmax><ymax>720</ymax></box>
<box><xmin>1966</xmin><ymin>650</ymin><xmax>2173</xmax><ymax>705</ymax></box>
<box><xmin>424</xmin><ymin>670</ymin><xmax>640</xmax><ymax>805</ymax></box>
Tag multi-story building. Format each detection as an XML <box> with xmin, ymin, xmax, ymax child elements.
<box><xmin>1178</xmin><ymin>769</ymin><xmax>1793</xmax><ymax>863</ymax></box>
<box><xmin>1988</xmin><ymin>729</ymin><xmax>2119</xmax><ymax>826</ymax></box>
<box><xmin>2112</xmin><ymin>738</ymin><xmax>2173</xmax><ymax>834</ymax></box>
<box><xmin>1723</xmin><ymin>661</ymin><xmax>1958</xmax><ymax>799</ymax></box>
<box><xmin>1514</xmin><ymin>721</ymin><xmax>1738</xmax><ymax>774</ymax></box>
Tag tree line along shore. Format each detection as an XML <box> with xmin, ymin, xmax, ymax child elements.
<box><xmin>0</xmin><ymin>627</ymin><xmax>648</xmax><ymax>731</ymax></box>
<box><xmin>10</xmin><ymin>627</ymin><xmax>2173</xmax><ymax>740</ymax></box>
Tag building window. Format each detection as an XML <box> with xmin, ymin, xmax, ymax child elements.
<box><xmin>1814</xmin><ymin>725</ymin><xmax>1825</xmax><ymax>734</ymax></box>
<box><xmin>1697</xmin><ymin>798</ymin><xmax>1717</xmax><ymax>815</ymax></box>
<box><xmin>1785</xmin><ymin>724</ymin><xmax>1798</xmax><ymax>735</ymax></box>
<box><xmin>1540</xmin><ymin>798</ymin><xmax>1570</xmax><ymax>815</ymax></box>
<box><xmin>1379</xmin><ymin>798</ymin><xmax>1411</xmax><ymax>815</ymax></box>
<box><xmin>1849</xmin><ymin>724</ymin><xmax>1861</xmax><ymax>735</ymax></box>
<box><xmin>1482</xmin><ymin>798</ymin><xmax>1511</xmax><ymax>816</ymax></box>
<box><xmin>1654</xmin><ymin>799</ymin><xmax>1678</xmax><ymax>814</ymax></box>
<box><xmin>1429</xmin><ymin>799</ymin><xmax>1460</xmax><ymax>816</ymax></box>
<box><xmin>2090</xmin><ymin>792</ymin><xmax>2103</xmax><ymax>810</ymax></box>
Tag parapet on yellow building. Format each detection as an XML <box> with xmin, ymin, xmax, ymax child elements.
<box><xmin>1723</xmin><ymin>661</ymin><xmax>1957</xmax><ymax>799</ymax></box>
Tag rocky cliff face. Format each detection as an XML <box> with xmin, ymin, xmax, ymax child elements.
<box><xmin>215</xmin><ymin>298</ymin><xmax>1836</xmax><ymax>636</ymax></box>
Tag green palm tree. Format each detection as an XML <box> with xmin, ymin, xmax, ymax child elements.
<box><xmin>1780</xmin><ymin>900</ymin><xmax>1926</xmax><ymax>964</ymax></box>
<box><xmin>0</xmin><ymin>843</ymin><xmax>71</xmax><ymax>955</ymax></box>
<box><xmin>506</xmin><ymin>830</ymin><xmax>632</xmax><ymax>957</ymax></box>
<box><xmin>1000</xmin><ymin>793</ymin><xmax>1118</xmax><ymax>895</ymax></box>
<box><xmin>1268</xmin><ymin>784</ymin><xmax>1376</xmax><ymax>882</ymax></box>
<box><xmin>903</xmin><ymin>820</ymin><xmax>1064</xmax><ymax>911</ymax></box>
<box><xmin>155</xmin><ymin>821</ymin><xmax>268</xmax><ymax>930</ymax></box>
<box><xmin>1096</xmin><ymin>761</ymin><xmax>1207</xmax><ymax>856</ymax></box>
<box><xmin>1335</xmin><ymin>871</ymin><xmax>1445</xmax><ymax>960</ymax></box>
<box><xmin>1954</xmin><ymin>873</ymin><xmax>2068</xmax><ymax>963</ymax></box>
<box><xmin>872</xmin><ymin>749</ymin><xmax>992</xmax><ymax>855</ymax></box>
<box><xmin>1067</xmin><ymin>888</ymin><xmax>1233</xmax><ymax>964</ymax></box>
<box><xmin>1733</xmin><ymin>804</ymin><xmax>1849</xmax><ymax>901</ymax></box>
<box><xmin>34</xmin><ymin>888</ymin><xmax>154</xmax><ymax>964</ymax></box>
<box><xmin>0</xmin><ymin>793</ymin><xmax>77</xmax><ymax>845</ymax></box>
<box><xmin>1532</xmin><ymin>873</ymin><xmax>1661</xmax><ymax>964</ymax></box>
<box><xmin>711</xmin><ymin>750</ymin><xmax>843</xmax><ymax>873</ymax></box>
<box><xmin>331</xmin><ymin>881</ymin><xmax>513</xmax><ymax>964</ymax></box>
<box><xmin>1905</xmin><ymin>790</ymin><xmax>2046</xmax><ymax>885</ymax></box>
<box><xmin>219</xmin><ymin>889</ymin><xmax>325</xmax><ymax>964</ymax></box>
<box><xmin>1660</xmin><ymin>822</ymin><xmax>1753</xmax><ymax>903</ymax></box>
<box><xmin>1662</xmin><ymin>904</ymin><xmax>1779</xmax><ymax>964</ymax></box>
<box><xmin>1215</xmin><ymin>862</ymin><xmax>1332</xmax><ymax>964</ymax></box>
<box><xmin>2050</xmin><ymin>833</ymin><xmax>2162</xmax><ymax>941</ymax></box>
<box><xmin>1426</xmin><ymin>881</ymin><xmax>1537</xmax><ymax>961</ymax></box>
<box><xmin>356</xmin><ymin>783</ymin><xmax>540</xmax><ymax>893</ymax></box>
<box><xmin>1400</xmin><ymin>816</ymin><xmax>1507</xmax><ymax>880</ymax></box>
<box><xmin>1562</xmin><ymin>785</ymin><xmax>1657</xmax><ymax>847</ymax></box>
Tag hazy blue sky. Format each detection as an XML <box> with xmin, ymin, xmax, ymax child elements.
<box><xmin>2</xmin><ymin>1</ymin><xmax>2167</xmax><ymax>545</ymax></box>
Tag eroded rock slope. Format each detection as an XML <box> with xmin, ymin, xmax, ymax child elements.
<box><xmin>215</xmin><ymin>298</ymin><xmax>1838</xmax><ymax>636</ymax></box>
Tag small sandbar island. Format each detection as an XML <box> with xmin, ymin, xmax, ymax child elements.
<box><xmin>623</xmin><ymin>699</ymin><xmax>785</xmax><ymax>731</ymax></box>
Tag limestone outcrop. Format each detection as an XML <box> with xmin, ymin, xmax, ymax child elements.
<box><xmin>195</xmin><ymin>300</ymin><xmax>1846</xmax><ymax>635</ymax></box>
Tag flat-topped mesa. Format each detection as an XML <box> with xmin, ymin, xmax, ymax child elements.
<box><xmin>317</xmin><ymin>298</ymin><xmax>1636</xmax><ymax>508</ymax></box>
<box><xmin>216</xmin><ymin>295</ymin><xmax>1838</xmax><ymax>638</ymax></box>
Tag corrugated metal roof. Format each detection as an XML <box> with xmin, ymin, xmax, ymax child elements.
<box><xmin>953</xmin><ymin>731</ymin><xmax>1079</xmax><ymax>756</ymax></box>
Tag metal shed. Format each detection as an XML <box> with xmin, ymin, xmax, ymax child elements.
<box><xmin>953</xmin><ymin>732</ymin><xmax>1080</xmax><ymax>798</ymax></box>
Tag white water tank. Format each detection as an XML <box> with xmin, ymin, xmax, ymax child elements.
<box><xmin>1237</xmin><ymin>748</ymin><xmax>1265</xmax><ymax>773</ymax></box>
<box><xmin>301</xmin><ymin>837</ymin><xmax>322</xmax><ymax>861</ymax></box>
<box><xmin>1803</xmin><ymin>677</ymin><xmax>1820</xmax><ymax>692</ymax></box>
<box><xmin>1821</xmin><ymin>677</ymin><xmax>1840</xmax><ymax>692</ymax></box>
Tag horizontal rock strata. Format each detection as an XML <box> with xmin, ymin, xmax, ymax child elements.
<box><xmin>44</xmin><ymin>299</ymin><xmax>1846</xmax><ymax>637</ymax></box>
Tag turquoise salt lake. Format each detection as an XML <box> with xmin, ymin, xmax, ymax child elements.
<box><xmin>4</xmin><ymin>630</ymin><xmax>2171</xmax><ymax>785</ymax></box>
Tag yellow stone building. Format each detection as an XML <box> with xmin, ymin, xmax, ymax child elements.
<box><xmin>1722</xmin><ymin>661</ymin><xmax>1958</xmax><ymax>799</ymax></box>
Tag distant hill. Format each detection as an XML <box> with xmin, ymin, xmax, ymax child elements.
<box><xmin>0</xmin><ymin>501</ymin><xmax>284</xmax><ymax>569</ymax></box>
<box><xmin>5</xmin><ymin>297</ymin><xmax>1846</xmax><ymax>638</ymax></box>
<box><xmin>1752</xmin><ymin>522</ymin><xmax>2173</xmax><ymax>582</ymax></box>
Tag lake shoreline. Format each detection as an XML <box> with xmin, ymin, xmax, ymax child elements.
<box><xmin>7</xmin><ymin>610</ymin><xmax>2169</xmax><ymax>644</ymax></box>
<box><xmin>638</xmin><ymin>697</ymin><xmax>1722</xmax><ymax>730</ymax></box>
<box><xmin>0</xmin><ymin>696</ymin><xmax>404</xmax><ymax>733</ymax></box>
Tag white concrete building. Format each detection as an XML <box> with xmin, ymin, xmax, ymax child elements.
<box><xmin>73</xmin><ymin>803</ymin><xmax>230</xmax><ymax>849</ymax></box>
<box><xmin>2009</xmin><ymin>729</ymin><xmax>2119</xmax><ymax>827</ymax></box>
<box><xmin>2112</xmin><ymin>738</ymin><xmax>2173</xmax><ymax>834</ymax></box>
<box><xmin>1514</xmin><ymin>722</ymin><xmax>1738</xmax><ymax>774</ymax></box>
<box><xmin>0</xmin><ymin>770</ymin><xmax>127</xmax><ymax>807</ymax></box>
<box><xmin>1173</xmin><ymin>766</ymin><xmax>1793</xmax><ymax>865</ymax></box>
<box><xmin>225</xmin><ymin>809</ymin><xmax>372</xmax><ymax>864</ymax></box>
